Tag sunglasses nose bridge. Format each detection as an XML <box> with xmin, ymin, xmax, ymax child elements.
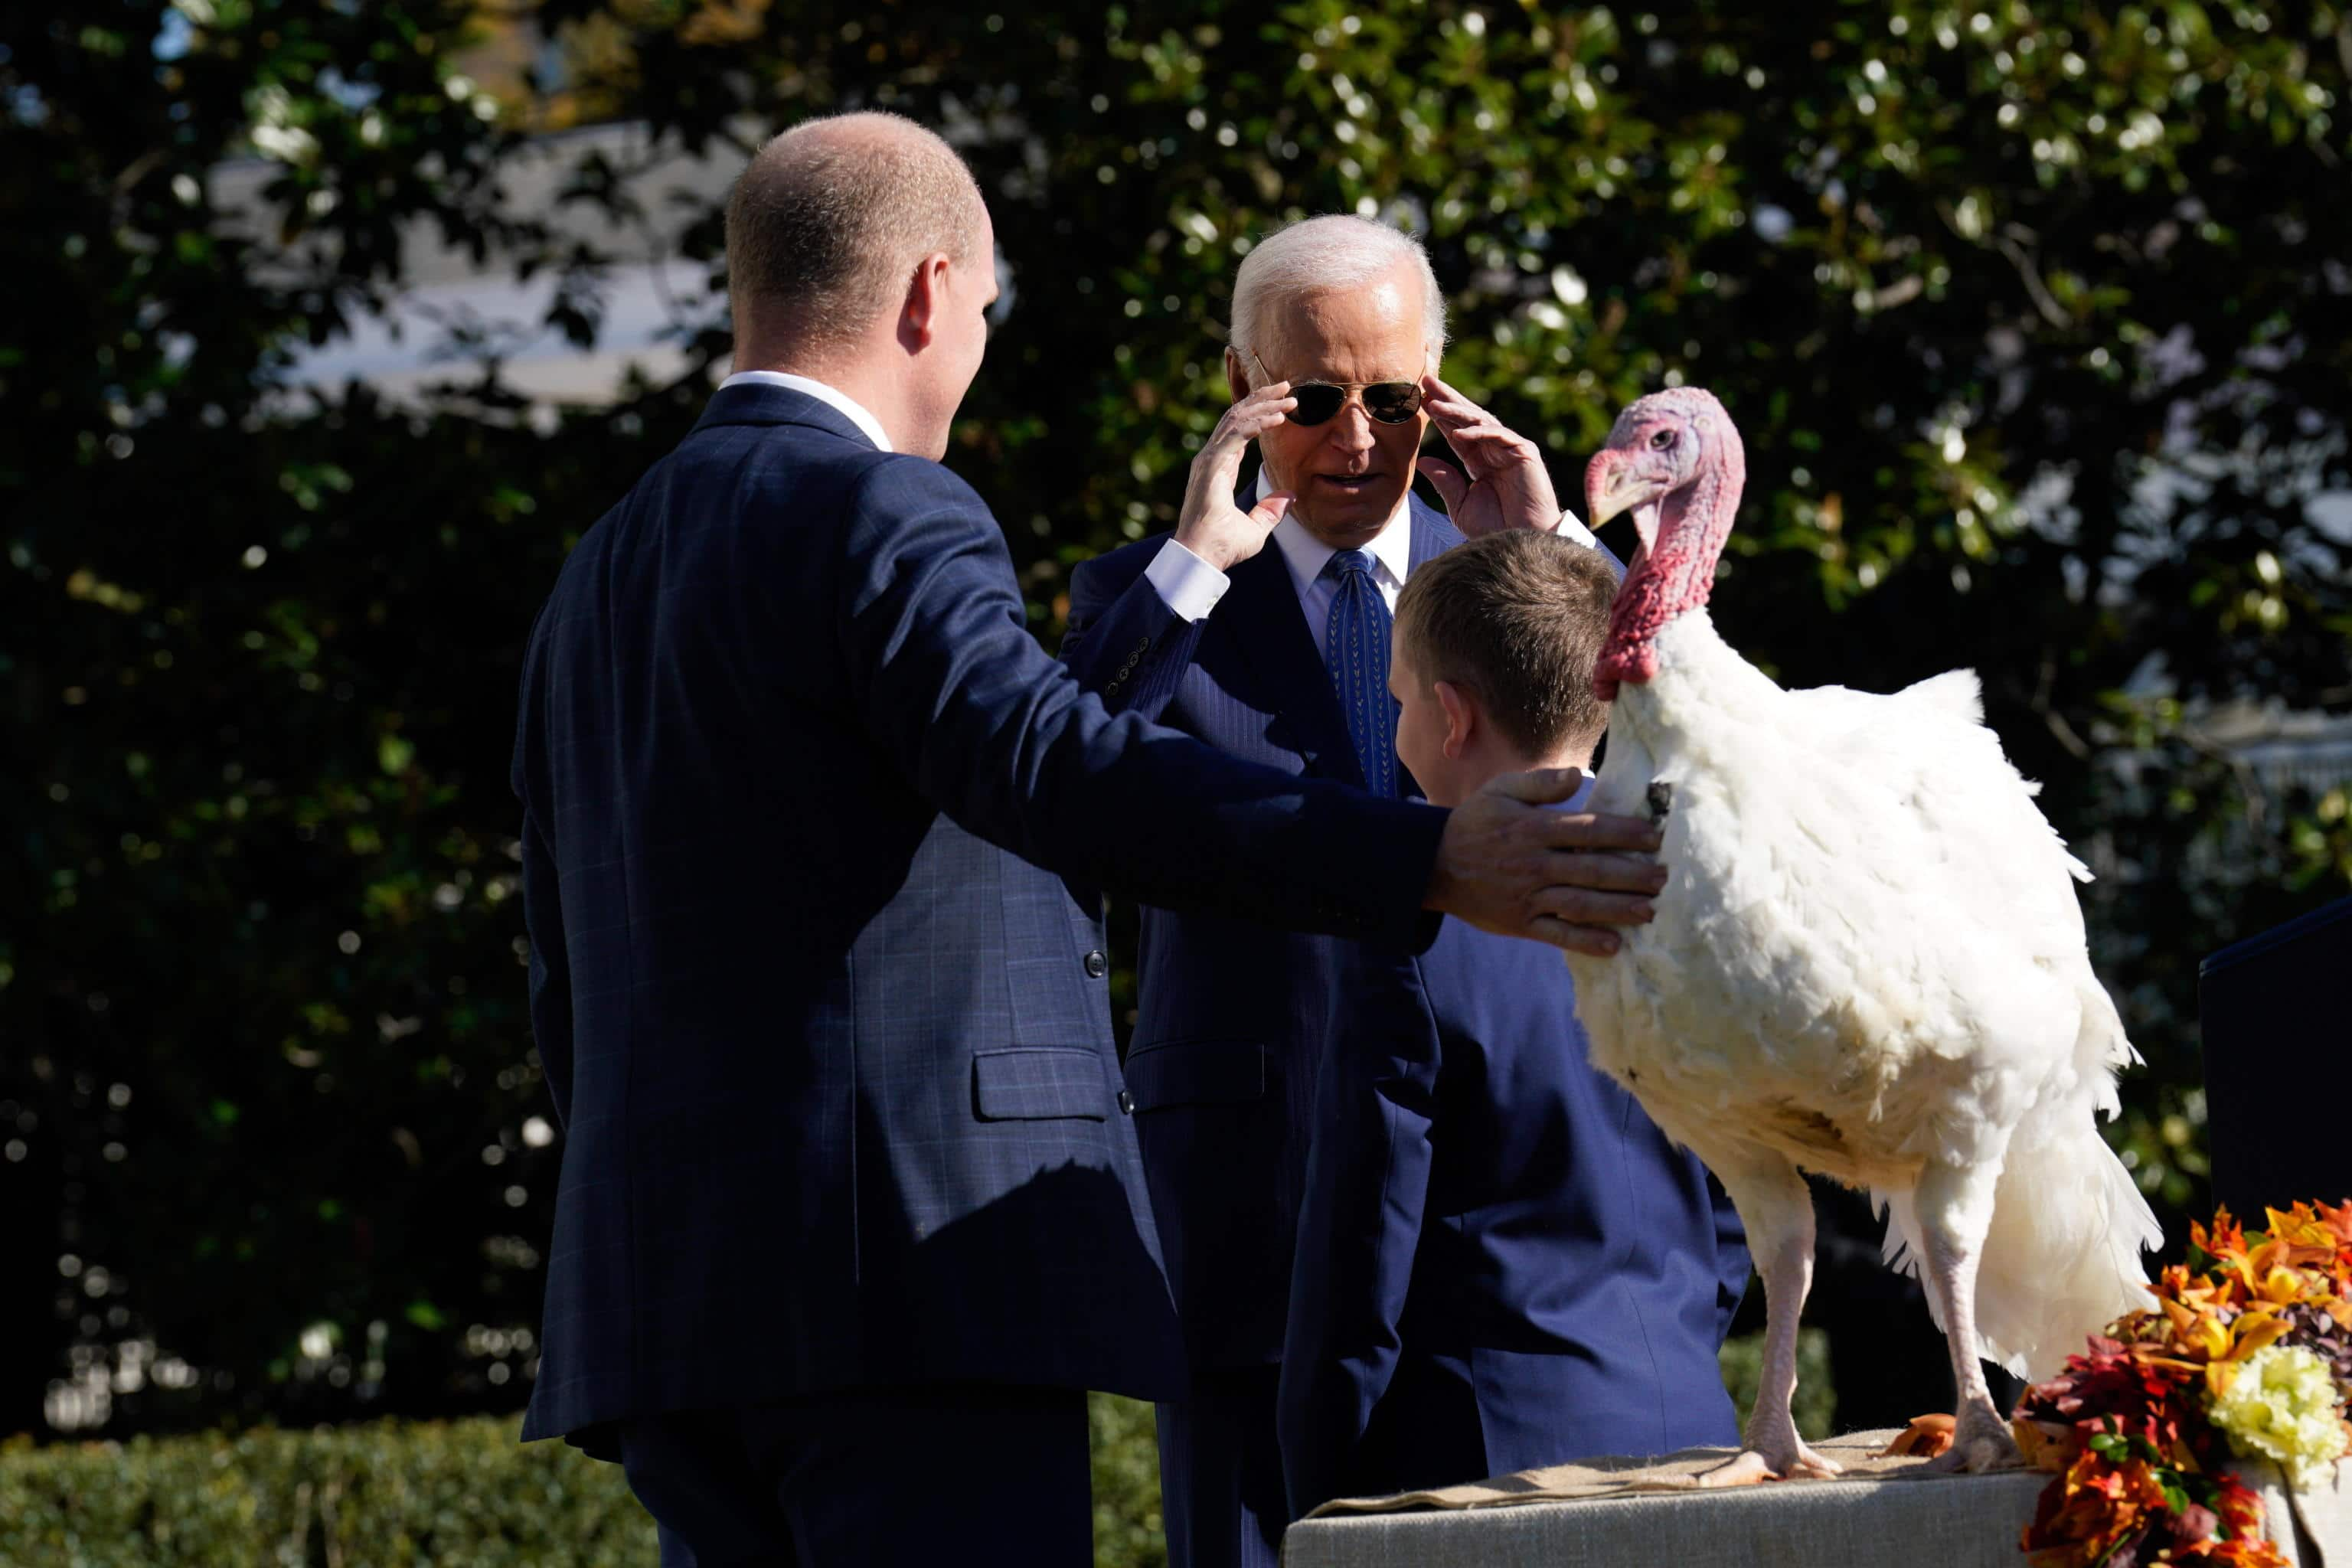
<box><xmin>1325</xmin><ymin>396</ymin><xmax>1380</xmax><ymax>447</ymax></box>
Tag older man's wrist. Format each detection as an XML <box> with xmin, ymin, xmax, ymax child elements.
<box><xmin>1145</xmin><ymin>535</ymin><xmax>1232</xmax><ymax>621</ymax></box>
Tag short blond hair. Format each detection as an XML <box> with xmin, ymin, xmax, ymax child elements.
<box><xmin>1394</xmin><ymin>531</ymin><xmax>1619</xmax><ymax>759</ymax></box>
<box><xmin>725</xmin><ymin>112</ymin><xmax>985</xmax><ymax>346</ymax></box>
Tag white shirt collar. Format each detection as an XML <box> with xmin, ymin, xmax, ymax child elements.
<box><xmin>1254</xmin><ymin>466</ymin><xmax>1416</xmax><ymax>599</ymax></box>
<box><xmin>719</xmin><ymin>370</ymin><xmax>892</xmax><ymax>452</ymax></box>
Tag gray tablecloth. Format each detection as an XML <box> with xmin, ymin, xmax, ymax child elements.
<box><xmin>1282</xmin><ymin>1430</ymin><xmax>2352</xmax><ymax>1568</ymax></box>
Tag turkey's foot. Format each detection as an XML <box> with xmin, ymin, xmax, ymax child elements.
<box><xmin>1919</xmin><ymin>1400</ymin><xmax>2023</xmax><ymax>1475</ymax></box>
<box><xmin>1697</xmin><ymin>1417</ymin><xmax>1843</xmax><ymax>1486</ymax></box>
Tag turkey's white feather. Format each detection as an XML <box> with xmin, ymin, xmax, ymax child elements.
<box><xmin>1566</xmin><ymin>610</ymin><xmax>2160</xmax><ymax>1379</ymax></box>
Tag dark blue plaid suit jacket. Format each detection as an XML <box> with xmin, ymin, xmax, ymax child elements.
<box><xmin>1060</xmin><ymin>493</ymin><xmax>1460</xmax><ymax>1370</ymax></box>
<box><xmin>510</xmin><ymin>385</ymin><xmax>1453</xmax><ymax>1453</ymax></box>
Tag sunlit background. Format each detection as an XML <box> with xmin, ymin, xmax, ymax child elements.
<box><xmin>4</xmin><ymin>1</ymin><xmax>2348</xmax><ymax>1560</ymax></box>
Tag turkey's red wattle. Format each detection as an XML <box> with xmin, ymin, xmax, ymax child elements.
<box><xmin>1593</xmin><ymin>439</ymin><xmax>1745</xmax><ymax>702</ymax></box>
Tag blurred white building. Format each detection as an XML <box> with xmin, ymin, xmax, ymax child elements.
<box><xmin>214</xmin><ymin>118</ymin><xmax>737</xmax><ymax>407</ymax></box>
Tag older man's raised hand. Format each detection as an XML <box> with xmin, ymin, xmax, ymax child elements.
<box><xmin>1423</xmin><ymin>767</ymin><xmax>1666</xmax><ymax>956</ymax></box>
<box><xmin>1171</xmin><ymin>379</ymin><xmax>1299</xmax><ymax>571</ymax></box>
<box><xmin>1413</xmin><ymin>374</ymin><xmax>1567</xmax><ymax>539</ymax></box>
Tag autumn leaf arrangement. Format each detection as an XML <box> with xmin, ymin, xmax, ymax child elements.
<box><xmin>2012</xmin><ymin>1200</ymin><xmax>2352</xmax><ymax>1567</ymax></box>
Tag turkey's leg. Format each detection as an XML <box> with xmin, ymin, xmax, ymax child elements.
<box><xmin>1700</xmin><ymin>1151</ymin><xmax>1841</xmax><ymax>1485</ymax></box>
<box><xmin>1912</xmin><ymin>1158</ymin><xmax>2025</xmax><ymax>1474</ymax></box>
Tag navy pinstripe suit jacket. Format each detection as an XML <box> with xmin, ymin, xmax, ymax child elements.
<box><xmin>510</xmin><ymin>385</ymin><xmax>1452</xmax><ymax>1452</ymax></box>
<box><xmin>1061</xmin><ymin>493</ymin><xmax>1461</xmax><ymax>1368</ymax></box>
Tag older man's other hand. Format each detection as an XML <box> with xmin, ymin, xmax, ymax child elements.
<box><xmin>1423</xmin><ymin>768</ymin><xmax>1667</xmax><ymax>956</ymax></box>
<box><xmin>1172</xmin><ymin>380</ymin><xmax>1299</xmax><ymax>571</ymax></box>
<box><xmin>1415</xmin><ymin>375</ymin><xmax>1566</xmax><ymax>539</ymax></box>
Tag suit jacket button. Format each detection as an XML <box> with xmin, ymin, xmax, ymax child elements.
<box><xmin>1117</xmin><ymin>1089</ymin><xmax>1135</xmax><ymax>1115</ymax></box>
<box><xmin>1083</xmin><ymin>949</ymin><xmax>1109</xmax><ymax>978</ymax></box>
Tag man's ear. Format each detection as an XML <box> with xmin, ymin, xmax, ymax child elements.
<box><xmin>1225</xmin><ymin>347</ymin><xmax>1249</xmax><ymax>404</ymax></box>
<box><xmin>1433</xmin><ymin>680</ymin><xmax>1477</xmax><ymax>760</ymax></box>
<box><xmin>900</xmin><ymin>250</ymin><xmax>952</xmax><ymax>351</ymax></box>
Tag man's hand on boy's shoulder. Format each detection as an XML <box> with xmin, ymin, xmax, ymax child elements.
<box><xmin>1425</xmin><ymin>768</ymin><xmax>1667</xmax><ymax>957</ymax></box>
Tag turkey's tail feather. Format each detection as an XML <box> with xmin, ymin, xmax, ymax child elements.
<box><xmin>1877</xmin><ymin>976</ymin><xmax>2161</xmax><ymax>1383</ymax></box>
<box><xmin>1877</xmin><ymin>1122</ymin><xmax>2158</xmax><ymax>1381</ymax></box>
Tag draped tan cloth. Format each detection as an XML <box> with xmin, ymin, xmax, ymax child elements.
<box><xmin>1282</xmin><ymin>1429</ymin><xmax>2346</xmax><ymax>1568</ymax></box>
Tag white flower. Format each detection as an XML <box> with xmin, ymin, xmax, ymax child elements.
<box><xmin>2210</xmin><ymin>1344</ymin><xmax>2351</xmax><ymax>1491</ymax></box>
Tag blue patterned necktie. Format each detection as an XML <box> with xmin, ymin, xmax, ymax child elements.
<box><xmin>1321</xmin><ymin>549</ymin><xmax>1399</xmax><ymax>797</ymax></box>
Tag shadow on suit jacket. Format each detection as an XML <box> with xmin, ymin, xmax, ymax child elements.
<box><xmin>1060</xmin><ymin>491</ymin><xmax>1461</xmax><ymax>1370</ymax></box>
<box><xmin>509</xmin><ymin>386</ymin><xmax>1456</xmax><ymax>1455</ymax></box>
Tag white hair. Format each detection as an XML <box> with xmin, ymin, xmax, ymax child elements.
<box><xmin>1228</xmin><ymin>215</ymin><xmax>1448</xmax><ymax>369</ymax></box>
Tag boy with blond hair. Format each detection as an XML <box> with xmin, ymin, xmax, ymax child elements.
<box><xmin>1279</xmin><ymin>531</ymin><xmax>1751</xmax><ymax>1513</ymax></box>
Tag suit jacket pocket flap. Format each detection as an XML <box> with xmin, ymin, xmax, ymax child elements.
<box><xmin>1122</xmin><ymin>1040</ymin><xmax>1266</xmax><ymax>1112</ymax></box>
<box><xmin>972</xmin><ymin>1047</ymin><xmax>1109</xmax><ymax>1122</ymax></box>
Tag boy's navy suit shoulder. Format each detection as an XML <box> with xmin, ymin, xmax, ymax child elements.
<box><xmin>510</xmin><ymin>385</ymin><xmax>1449</xmax><ymax>1456</ymax></box>
<box><xmin>1278</xmin><ymin>910</ymin><xmax>1753</xmax><ymax>1515</ymax></box>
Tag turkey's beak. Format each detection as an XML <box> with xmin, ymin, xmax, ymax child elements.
<box><xmin>1585</xmin><ymin>449</ymin><xmax>1648</xmax><ymax>528</ymax></box>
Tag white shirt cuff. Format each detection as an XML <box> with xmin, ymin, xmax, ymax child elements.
<box><xmin>1553</xmin><ymin>508</ymin><xmax>1627</xmax><ymax>580</ymax></box>
<box><xmin>1144</xmin><ymin>537</ymin><xmax>1231</xmax><ymax>622</ymax></box>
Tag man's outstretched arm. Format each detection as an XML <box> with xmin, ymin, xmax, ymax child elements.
<box><xmin>836</xmin><ymin>459</ymin><xmax>1661</xmax><ymax>955</ymax></box>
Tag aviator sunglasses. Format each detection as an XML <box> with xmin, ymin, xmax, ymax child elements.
<box><xmin>1251</xmin><ymin>350</ymin><xmax>1426</xmax><ymax>427</ymax></box>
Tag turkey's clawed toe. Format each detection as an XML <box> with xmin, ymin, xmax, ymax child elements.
<box><xmin>1696</xmin><ymin>1450</ymin><xmax>1775</xmax><ymax>1488</ymax></box>
<box><xmin>1697</xmin><ymin>1438</ymin><xmax>1844</xmax><ymax>1486</ymax></box>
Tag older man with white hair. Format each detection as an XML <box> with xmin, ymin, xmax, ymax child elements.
<box><xmin>1061</xmin><ymin>215</ymin><xmax>1631</xmax><ymax>1568</ymax></box>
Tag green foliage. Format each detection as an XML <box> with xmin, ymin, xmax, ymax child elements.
<box><xmin>1092</xmin><ymin>1393</ymin><xmax>1170</xmax><ymax>1568</ymax></box>
<box><xmin>1720</xmin><ymin>1327</ymin><xmax>1838</xmax><ymax>1442</ymax></box>
<box><xmin>4</xmin><ymin>0</ymin><xmax>2346</xmax><ymax>1437</ymax></box>
<box><xmin>0</xmin><ymin>1397</ymin><xmax>1169</xmax><ymax>1567</ymax></box>
<box><xmin>0</xmin><ymin>1417</ymin><xmax>658</xmax><ymax>1567</ymax></box>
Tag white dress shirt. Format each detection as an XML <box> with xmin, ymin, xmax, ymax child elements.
<box><xmin>719</xmin><ymin>370</ymin><xmax>892</xmax><ymax>452</ymax></box>
<box><xmin>1264</xmin><ymin>471</ymin><xmax>1416</xmax><ymax>652</ymax></box>
<box><xmin>1141</xmin><ymin>470</ymin><xmax>1621</xmax><ymax>636</ymax></box>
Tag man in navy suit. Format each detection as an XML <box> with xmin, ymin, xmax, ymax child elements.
<box><xmin>511</xmin><ymin>119</ymin><xmax>1673</xmax><ymax>1566</ymax></box>
<box><xmin>1279</xmin><ymin>531</ymin><xmax>1753</xmax><ymax>1517</ymax></box>
<box><xmin>1062</xmin><ymin>216</ymin><xmax>1620</xmax><ymax>1568</ymax></box>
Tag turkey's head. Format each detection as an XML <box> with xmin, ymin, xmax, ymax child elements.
<box><xmin>1584</xmin><ymin>387</ymin><xmax>1747</xmax><ymax>700</ymax></box>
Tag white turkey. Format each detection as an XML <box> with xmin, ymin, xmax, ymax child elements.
<box><xmin>1564</xmin><ymin>387</ymin><xmax>2164</xmax><ymax>1481</ymax></box>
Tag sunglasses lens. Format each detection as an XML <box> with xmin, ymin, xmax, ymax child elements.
<box><xmin>1364</xmin><ymin>383</ymin><xmax>1423</xmax><ymax>423</ymax></box>
<box><xmin>1286</xmin><ymin>384</ymin><xmax>1346</xmax><ymax>426</ymax></box>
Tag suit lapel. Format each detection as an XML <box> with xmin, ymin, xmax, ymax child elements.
<box><xmin>1217</xmin><ymin>549</ymin><xmax>1366</xmax><ymax>790</ymax></box>
<box><xmin>1211</xmin><ymin>482</ymin><xmax>1467</xmax><ymax>796</ymax></box>
<box><xmin>1406</xmin><ymin>492</ymin><xmax>1467</xmax><ymax>571</ymax></box>
<box><xmin>1391</xmin><ymin>497</ymin><xmax>1468</xmax><ymax>801</ymax></box>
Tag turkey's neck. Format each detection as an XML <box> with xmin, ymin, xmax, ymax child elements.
<box><xmin>1595</xmin><ymin>456</ymin><xmax>1741</xmax><ymax>700</ymax></box>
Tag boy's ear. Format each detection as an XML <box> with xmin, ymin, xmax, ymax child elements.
<box><xmin>1433</xmin><ymin>680</ymin><xmax>1476</xmax><ymax>760</ymax></box>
